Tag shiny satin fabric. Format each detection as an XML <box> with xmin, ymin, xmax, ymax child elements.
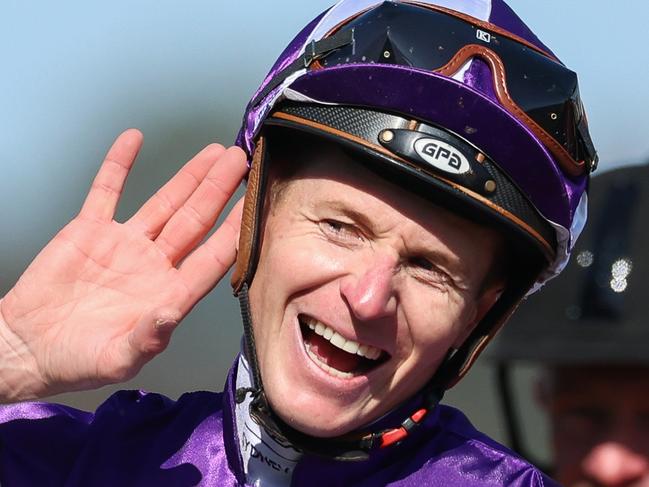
<box><xmin>0</xmin><ymin>359</ymin><xmax>558</xmax><ymax>486</ymax></box>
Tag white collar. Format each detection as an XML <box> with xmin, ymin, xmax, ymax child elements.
<box><xmin>235</xmin><ymin>354</ymin><xmax>303</xmax><ymax>487</ymax></box>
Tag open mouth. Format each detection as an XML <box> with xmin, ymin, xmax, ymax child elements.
<box><xmin>299</xmin><ymin>314</ymin><xmax>389</xmax><ymax>379</ymax></box>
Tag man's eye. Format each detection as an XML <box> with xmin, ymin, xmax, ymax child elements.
<box><xmin>408</xmin><ymin>256</ymin><xmax>434</xmax><ymax>271</ymax></box>
<box><xmin>325</xmin><ymin>220</ymin><xmax>345</xmax><ymax>233</ymax></box>
<box><xmin>407</xmin><ymin>257</ymin><xmax>453</xmax><ymax>286</ymax></box>
<box><xmin>320</xmin><ymin>219</ymin><xmax>360</xmax><ymax>241</ymax></box>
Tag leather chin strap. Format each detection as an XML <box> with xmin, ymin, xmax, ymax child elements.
<box><xmin>231</xmin><ymin>137</ymin><xmax>266</xmax><ymax>295</ymax></box>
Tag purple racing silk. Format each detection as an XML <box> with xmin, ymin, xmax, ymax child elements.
<box><xmin>0</xmin><ymin>360</ymin><xmax>559</xmax><ymax>486</ymax></box>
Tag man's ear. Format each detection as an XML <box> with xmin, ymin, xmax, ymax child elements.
<box><xmin>453</xmin><ymin>283</ymin><xmax>504</xmax><ymax>348</ymax></box>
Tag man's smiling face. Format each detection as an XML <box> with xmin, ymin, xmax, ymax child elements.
<box><xmin>248</xmin><ymin>141</ymin><xmax>504</xmax><ymax>437</ymax></box>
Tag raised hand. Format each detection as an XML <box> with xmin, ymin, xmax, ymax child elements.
<box><xmin>0</xmin><ymin>129</ymin><xmax>247</xmax><ymax>402</ymax></box>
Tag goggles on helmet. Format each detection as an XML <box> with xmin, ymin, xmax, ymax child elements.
<box><xmin>254</xmin><ymin>1</ymin><xmax>597</xmax><ymax>177</ymax></box>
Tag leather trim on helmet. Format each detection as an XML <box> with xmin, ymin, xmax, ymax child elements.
<box><xmin>232</xmin><ymin>137</ymin><xmax>266</xmax><ymax>294</ymax></box>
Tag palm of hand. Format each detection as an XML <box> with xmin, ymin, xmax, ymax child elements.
<box><xmin>4</xmin><ymin>219</ymin><xmax>184</xmax><ymax>389</ymax></box>
<box><xmin>0</xmin><ymin>130</ymin><xmax>247</xmax><ymax>397</ymax></box>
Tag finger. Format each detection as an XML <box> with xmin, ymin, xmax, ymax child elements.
<box><xmin>177</xmin><ymin>197</ymin><xmax>244</xmax><ymax>304</ymax></box>
<box><xmin>126</xmin><ymin>143</ymin><xmax>225</xmax><ymax>239</ymax></box>
<box><xmin>79</xmin><ymin>129</ymin><xmax>143</xmax><ymax>221</ymax></box>
<box><xmin>155</xmin><ymin>146</ymin><xmax>247</xmax><ymax>264</ymax></box>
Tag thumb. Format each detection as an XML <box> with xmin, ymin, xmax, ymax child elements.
<box><xmin>128</xmin><ymin>307</ymin><xmax>183</xmax><ymax>359</ymax></box>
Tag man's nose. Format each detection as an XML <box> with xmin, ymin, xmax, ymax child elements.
<box><xmin>339</xmin><ymin>254</ymin><xmax>398</xmax><ymax>321</ymax></box>
<box><xmin>582</xmin><ymin>441</ymin><xmax>649</xmax><ymax>486</ymax></box>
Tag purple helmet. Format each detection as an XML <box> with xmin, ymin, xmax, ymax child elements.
<box><xmin>230</xmin><ymin>0</ymin><xmax>596</xmax><ymax>458</ymax></box>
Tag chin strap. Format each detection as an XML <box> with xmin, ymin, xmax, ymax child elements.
<box><xmin>237</xmin><ymin>283</ymin><xmax>263</xmax><ymax>394</ymax></box>
<box><xmin>235</xmin><ymin>283</ymin><xmax>445</xmax><ymax>461</ymax></box>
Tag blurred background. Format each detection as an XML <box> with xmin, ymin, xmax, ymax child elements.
<box><xmin>1</xmin><ymin>0</ymin><xmax>647</xmax><ymax>466</ymax></box>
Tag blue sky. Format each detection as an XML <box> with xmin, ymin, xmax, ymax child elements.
<box><xmin>0</xmin><ymin>1</ymin><xmax>646</xmax><ymax>451</ymax></box>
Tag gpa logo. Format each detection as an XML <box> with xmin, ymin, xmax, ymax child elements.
<box><xmin>414</xmin><ymin>138</ymin><xmax>470</xmax><ymax>175</ymax></box>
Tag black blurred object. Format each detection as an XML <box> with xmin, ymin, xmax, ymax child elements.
<box><xmin>489</xmin><ymin>162</ymin><xmax>649</xmax><ymax>468</ymax></box>
<box><xmin>494</xmin><ymin>163</ymin><xmax>649</xmax><ymax>364</ymax></box>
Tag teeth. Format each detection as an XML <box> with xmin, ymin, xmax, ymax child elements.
<box><xmin>315</xmin><ymin>322</ymin><xmax>325</xmax><ymax>335</ymax></box>
<box><xmin>302</xmin><ymin>317</ymin><xmax>383</xmax><ymax>361</ymax></box>
<box><xmin>330</xmin><ymin>331</ymin><xmax>346</xmax><ymax>349</ymax></box>
<box><xmin>367</xmin><ymin>348</ymin><xmax>381</xmax><ymax>360</ymax></box>
<box><xmin>342</xmin><ymin>340</ymin><xmax>359</xmax><ymax>354</ymax></box>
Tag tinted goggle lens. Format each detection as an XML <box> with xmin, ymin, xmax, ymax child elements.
<box><xmin>319</xmin><ymin>2</ymin><xmax>596</xmax><ymax>174</ymax></box>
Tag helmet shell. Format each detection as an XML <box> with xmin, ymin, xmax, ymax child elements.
<box><xmin>491</xmin><ymin>163</ymin><xmax>649</xmax><ymax>365</ymax></box>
